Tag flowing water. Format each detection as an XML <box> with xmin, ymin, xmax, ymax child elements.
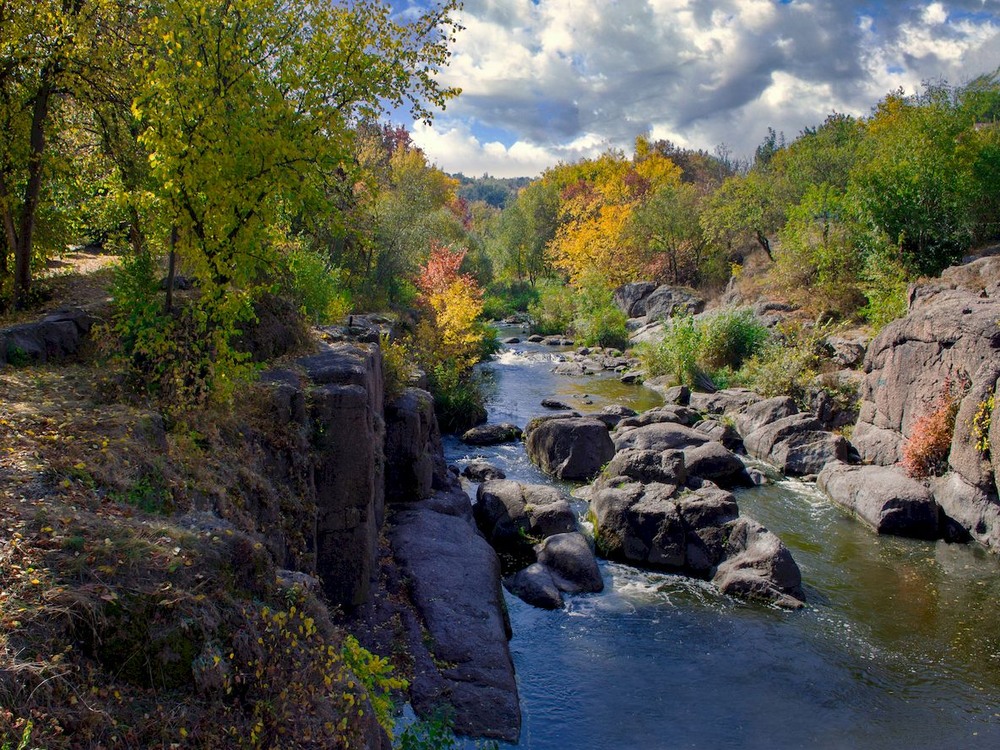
<box><xmin>443</xmin><ymin>332</ymin><xmax>1000</xmax><ymax>749</ymax></box>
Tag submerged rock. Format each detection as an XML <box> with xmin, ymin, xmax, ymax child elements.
<box><xmin>461</xmin><ymin>422</ymin><xmax>523</xmax><ymax>446</ymax></box>
<box><xmin>534</xmin><ymin>532</ymin><xmax>604</xmax><ymax>594</ymax></box>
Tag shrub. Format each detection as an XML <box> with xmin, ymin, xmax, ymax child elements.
<box><xmin>481</xmin><ymin>281</ymin><xmax>539</xmax><ymax>320</ymax></box>
<box><xmin>735</xmin><ymin>321</ymin><xmax>829</xmax><ymax>407</ymax></box>
<box><xmin>972</xmin><ymin>393</ymin><xmax>994</xmax><ymax>457</ymax></box>
<box><xmin>637</xmin><ymin>314</ymin><xmax>703</xmax><ymax>386</ymax></box>
<box><xmin>699</xmin><ymin>307</ymin><xmax>771</xmax><ymax>371</ymax></box>
<box><xmin>572</xmin><ymin>277</ymin><xmax>629</xmax><ymax>349</ymax></box>
<box><xmin>528</xmin><ymin>279</ymin><xmax>575</xmax><ymax>335</ymax></box>
<box><xmin>902</xmin><ymin>380</ymin><xmax>961</xmax><ymax>478</ymax></box>
<box><xmin>428</xmin><ymin>362</ymin><xmax>487</xmax><ymax>434</ymax></box>
<box><xmin>380</xmin><ymin>334</ymin><xmax>414</xmax><ymax>403</ymax></box>
<box><xmin>861</xmin><ymin>243</ymin><xmax>910</xmax><ymax>331</ymax></box>
<box><xmin>280</xmin><ymin>245</ymin><xmax>352</xmax><ymax>325</ymax></box>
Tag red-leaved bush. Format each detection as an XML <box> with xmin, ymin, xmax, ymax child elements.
<box><xmin>902</xmin><ymin>379</ymin><xmax>960</xmax><ymax>479</ymax></box>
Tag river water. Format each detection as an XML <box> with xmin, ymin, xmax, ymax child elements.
<box><xmin>443</xmin><ymin>334</ymin><xmax>1000</xmax><ymax>749</ymax></box>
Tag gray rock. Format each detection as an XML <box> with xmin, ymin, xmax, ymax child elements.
<box><xmin>593</xmin><ymin>404</ymin><xmax>639</xmax><ymax>429</ymax></box>
<box><xmin>501</xmin><ymin>337</ymin><xmax>521</xmax><ymax>344</ymax></box>
<box><xmin>474</xmin><ymin>480</ymin><xmax>577</xmax><ymax>553</ymax></box>
<box><xmin>534</xmin><ymin>532</ymin><xmax>604</xmax><ymax>594</ymax></box>
<box><xmin>932</xmin><ymin>472</ymin><xmax>1000</xmax><ymax>549</ymax></box>
<box><xmin>0</xmin><ymin>307</ymin><xmax>94</xmax><ymax>365</ymax></box>
<box><xmin>613</xmin><ymin>422</ymin><xmax>709</xmax><ymax>453</ymax></box>
<box><xmin>817</xmin><ymin>462</ymin><xmax>940</xmax><ymax>538</ymax></box>
<box><xmin>689</xmin><ymin>389</ymin><xmax>762</xmax><ymax>415</ymax></box>
<box><xmin>461</xmin><ymin>422</ymin><xmax>523</xmax><ymax>446</ymax></box>
<box><xmin>643</xmin><ymin>285</ymin><xmax>706</xmax><ymax>321</ymax></box>
<box><xmin>659</xmin><ymin>385</ymin><xmax>691</xmax><ymax>406</ymax></box>
<box><xmin>527</xmin><ymin>334</ymin><xmax>546</xmax><ymax>343</ymax></box>
<box><xmin>390</xmin><ymin>501</ymin><xmax>520</xmax><ymax>741</ymax></box>
<box><xmin>541</xmin><ymin>398</ymin><xmax>573</xmax><ymax>410</ymax></box>
<box><xmin>617</xmin><ymin>405</ymin><xmax>701</xmax><ymax>429</ymax></box>
<box><xmin>743</xmin><ymin>413</ymin><xmax>849</xmax><ymax>476</ymax></box>
<box><xmin>603</xmin><ymin>448</ymin><xmax>687</xmax><ymax>487</ymax></box>
<box><xmin>613</xmin><ymin>281</ymin><xmax>658</xmax><ymax>317</ymax></box>
<box><xmin>736</xmin><ymin>396</ymin><xmax>799</xmax><ymax>436</ymax></box>
<box><xmin>682</xmin><ymin>441</ymin><xmax>747</xmax><ymax>487</ymax></box>
<box><xmin>385</xmin><ymin>388</ymin><xmax>443</xmax><ymax>504</ymax></box>
<box><xmin>504</xmin><ymin>564</ymin><xmax>563</xmax><ymax>609</ymax></box>
<box><xmin>525</xmin><ymin>417</ymin><xmax>616</xmax><ymax>481</ymax></box>
<box><xmin>462</xmin><ymin>460</ymin><xmax>506</xmax><ymax>482</ymax></box>
<box><xmin>693</xmin><ymin>419</ymin><xmax>743</xmax><ymax>452</ymax></box>
<box><xmin>713</xmin><ymin>517</ymin><xmax>804</xmax><ymax>609</ymax></box>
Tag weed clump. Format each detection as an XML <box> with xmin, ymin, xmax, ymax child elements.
<box><xmin>902</xmin><ymin>379</ymin><xmax>962</xmax><ymax>478</ymax></box>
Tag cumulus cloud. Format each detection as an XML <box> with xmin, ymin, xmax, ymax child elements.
<box><xmin>402</xmin><ymin>0</ymin><xmax>1000</xmax><ymax>177</ymax></box>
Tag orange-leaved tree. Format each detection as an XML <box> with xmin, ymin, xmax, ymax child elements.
<box><xmin>414</xmin><ymin>241</ymin><xmax>485</xmax><ymax>376</ymax></box>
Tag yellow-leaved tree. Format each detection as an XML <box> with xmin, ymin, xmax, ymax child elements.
<box><xmin>546</xmin><ymin>137</ymin><xmax>683</xmax><ymax>285</ymax></box>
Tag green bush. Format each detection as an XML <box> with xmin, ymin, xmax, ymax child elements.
<box><xmin>573</xmin><ymin>279</ymin><xmax>629</xmax><ymax>349</ymax></box>
<box><xmin>860</xmin><ymin>243</ymin><xmax>910</xmax><ymax>331</ymax></box>
<box><xmin>699</xmin><ymin>307</ymin><xmax>771</xmax><ymax>371</ymax></box>
<box><xmin>528</xmin><ymin>279</ymin><xmax>575</xmax><ymax>335</ymax></box>
<box><xmin>637</xmin><ymin>309</ymin><xmax>769</xmax><ymax>389</ymax></box>
<box><xmin>735</xmin><ymin>321</ymin><xmax>828</xmax><ymax>407</ymax></box>
<box><xmin>428</xmin><ymin>362</ymin><xmax>487</xmax><ymax>434</ymax></box>
<box><xmin>481</xmin><ymin>281</ymin><xmax>539</xmax><ymax>320</ymax></box>
<box><xmin>637</xmin><ymin>314</ymin><xmax>703</xmax><ymax>386</ymax></box>
<box><xmin>281</xmin><ymin>246</ymin><xmax>352</xmax><ymax>325</ymax></box>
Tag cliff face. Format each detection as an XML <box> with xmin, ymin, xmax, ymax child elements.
<box><xmin>852</xmin><ymin>256</ymin><xmax>1000</xmax><ymax>549</ymax></box>
<box><xmin>259</xmin><ymin>340</ymin><xmax>520</xmax><ymax>741</ymax></box>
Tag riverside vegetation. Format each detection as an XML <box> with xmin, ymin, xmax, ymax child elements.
<box><xmin>3</xmin><ymin>0</ymin><xmax>1000</xmax><ymax>746</ymax></box>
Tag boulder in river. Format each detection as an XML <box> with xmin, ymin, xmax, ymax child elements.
<box><xmin>534</xmin><ymin>532</ymin><xmax>604</xmax><ymax>594</ymax></box>
<box><xmin>613</xmin><ymin>422</ymin><xmax>709</xmax><ymax>453</ymax></box>
<box><xmin>462</xmin><ymin>422</ymin><xmax>523</xmax><ymax>446</ymax></box>
<box><xmin>474</xmin><ymin>480</ymin><xmax>577</xmax><ymax>555</ymax></box>
<box><xmin>462</xmin><ymin>460</ymin><xmax>506</xmax><ymax>482</ymax></box>
<box><xmin>525</xmin><ymin>417</ymin><xmax>616</xmax><ymax>481</ymax></box>
<box><xmin>713</xmin><ymin>517</ymin><xmax>805</xmax><ymax>609</ymax></box>
<box><xmin>743</xmin><ymin>413</ymin><xmax>849</xmax><ymax>476</ymax></box>
<box><xmin>817</xmin><ymin>462</ymin><xmax>940</xmax><ymax>538</ymax></box>
<box><xmin>504</xmin><ymin>564</ymin><xmax>564</xmax><ymax>610</ymax></box>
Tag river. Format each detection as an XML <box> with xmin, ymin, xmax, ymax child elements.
<box><xmin>442</xmin><ymin>333</ymin><xmax>1000</xmax><ymax>749</ymax></box>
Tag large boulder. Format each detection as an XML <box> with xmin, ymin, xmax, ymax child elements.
<box><xmin>642</xmin><ymin>285</ymin><xmax>706</xmax><ymax>321</ymax></box>
<box><xmin>613</xmin><ymin>281</ymin><xmax>658</xmax><ymax>317</ymax></box>
<box><xmin>461</xmin><ymin>422</ymin><xmax>523</xmax><ymax>446</ymax></box>
<box><xmin>743</xmin><ymin>413</ymin><xmax>849</xmax><ymax>476</ymax></box>
<box><xmin>735</xmin><ymin>396</ymin><xmax>799</xmax><ymax>436</ymax></box>
<box><xmin>682</xmin><ymin>441</ymin><xmax>747</xmax><ymax>487</ymax></box>
<box><xmin>534</xmin><ymin>532</ymin><xmax>604</xmax><ymax>594</ymax></box>
<box><xmin>0</xmin><ymin>308</ymin><xmax>94</xmax><ymax>365</ymax></box>
<box><xmin>617</xmin><ymin>405</ymin><xmax>701</xmax><ymax>430</ymax></box>
<box><xmin>525</xmin><ymin>417</ymin><xmax>616</xmax><ymax>480</ymax></box>
<box><xmin>689</xmin><ymin>388</ymin><xmax>762</xmax><ymax>416</ymax></box>
<box><xmin>817</xmin><ymin>462</ymin><xmax>940</xmax><ymax>538</ymax></box>
<box><xmin>713</xmin><ymin>518</ymin><xmax>804</xmax><ymax>609</ymax></box>
<box><xmin>390</xmin><ymin>498</ymin><xmax>520</xmax><ymax>741</ymax></box>
<box><xmin>603</xmin><ymin>448</ymin><xmax>686</xmax><ymax>487</ymax></box>
<box><xmin>504</xmin><ymin>564</ymin><xmax>563</xmax><ymax>610</ymax></box>
<box><xmin>474</xmin><ymin>480</ymin><xmax>577</xmax><ymax>554</ymax></box>
<box><xmin>588</xmin><ymin>479</ymin><xmax>803</xmax><ymax>607</ymax></box>
<box><xmin>613</xmin><ymin>422</ymin><xmax>709</xmax><ymax>453</ymax></box>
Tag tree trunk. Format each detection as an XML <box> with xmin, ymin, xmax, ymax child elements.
<box><xmin>13</xmin><ymin>71</ymin><xmax>55</xmax><ymax>308</ymax></box>
<box><xmin>166</xmin><ymin>225</ymin><xmax>177</xmax><ymax>313</ymax></box>
<box><xmin>755</xmin><ymin>230</ymin><xmax>774</xmax><ymax>262</ymax></box>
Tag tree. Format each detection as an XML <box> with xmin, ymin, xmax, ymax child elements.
<box><xmin>628</xmin><ymin>181</ymin><xmax>709</xmax><ymax>285</ymax></box>
<box><xmin>848</xmin><ymin>86</ymin><xmax>975</xmax><ymax>276</ymax></box>
<box><xmin>0</xmin><ymin>0</ymin><xmax>138</xmax><ymax>307</ymax></box>
<box><xmin>701</xmin><ymin>170</ymin><xmax>786</xmax><ymax>261</ymax></box>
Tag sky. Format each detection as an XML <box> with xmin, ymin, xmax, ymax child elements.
<box><xmin>388</xmin><ymin>0</ymin><xmax>1000</xmax><ymax>178</ymax></box>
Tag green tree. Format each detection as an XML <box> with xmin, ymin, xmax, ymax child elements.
<box><xmin>628</xmin><ymin>181</ymin><xmax>710</xmax><ymax>285</ymax></box>
<box><xmin>701</xmin><ymin>170</ymin><xmax>787</xmax><ymax>261</ymax></box>
<box><xmin>848</xmin><ymin>87</ymin><xmax>975</xmax><ymax>276</ymax></box>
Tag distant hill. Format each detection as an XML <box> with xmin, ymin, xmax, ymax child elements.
<box><xmin>452</xmin><ymin>173</ymin><xmax>532</xmax><ymax>208</ymax></box>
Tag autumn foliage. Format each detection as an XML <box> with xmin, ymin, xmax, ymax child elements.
<box><xmin>902</xmin><ymin>380</ymin><xmax>961</xmax><ymax>478</ymax></box>
<box><xmin>414</xmin><ymin>242</ymin><xmax>485</xmax><ymax>376</ymax></box>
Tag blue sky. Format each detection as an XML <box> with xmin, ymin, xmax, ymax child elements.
<box><xmin>392</xmin><ymin>1</ymin><xmax>1000</xmax><ymax>177</ymax></box>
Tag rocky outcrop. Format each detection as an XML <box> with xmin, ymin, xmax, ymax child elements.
<box><xmin>817</xmin><ymin>462</ymin><xmax>940</xmax><ymax>538</ymax></box>
<box><xmin>390</xmin><ymin>493</ymin><xmax>520</xmax><ymax>741</ymax></box>
<box><xmin>525</xmin><ymin>416</ymin><xmax>616</xmax><ymax>480</ymax></box>
<box><xmin>589</xmin><ymin>479</ymin><xmax>803</xmax><ymax>607</ymax></box>
<box><xmin>0</xmin><ymin>307</ymin><xmax>94</xmax><ymax>365</ymax></box>
<box><xmin>851</xmin><ymin>256</ymin><xmax>1000</xmax><ymax>549</ymax></box>
<box><xmin>300</xmin><ymin>343</ymin><xmax>385</xmax><ymax>609</ymax></box>
<box><xmin>385</xmin><ymin>388</ymin><xmax>444</xmax><ymax>504</ymax></box>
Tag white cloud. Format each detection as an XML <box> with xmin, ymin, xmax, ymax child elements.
<box><xmin>404</xmin><ymin>0</ymin><xmax>1000</xmax><ymax>177</ymax></box>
